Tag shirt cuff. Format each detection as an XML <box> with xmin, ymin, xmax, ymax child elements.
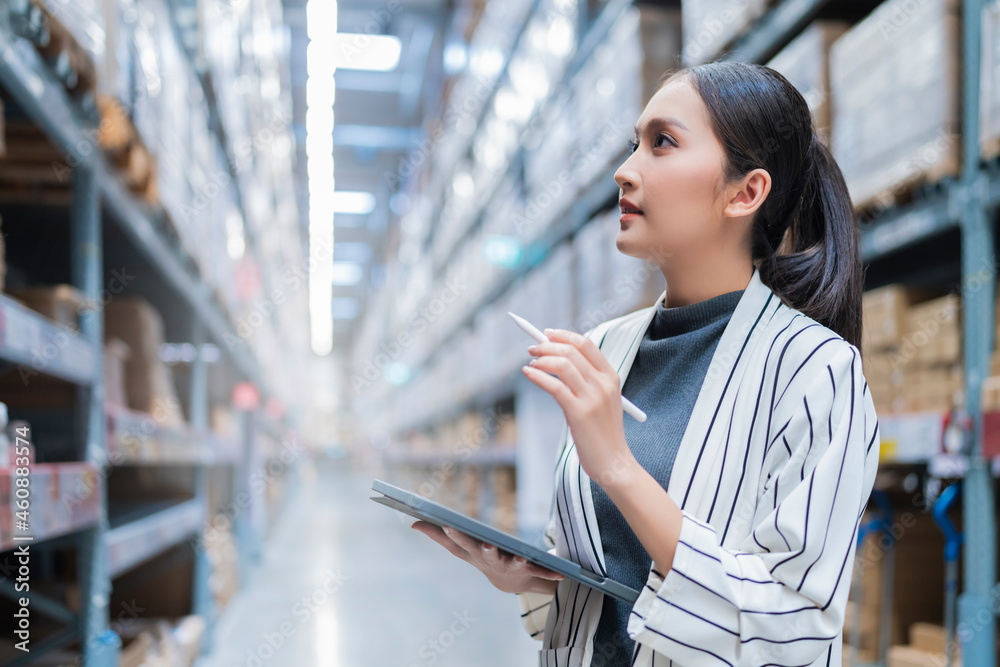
<box><xmin>516</xmin><ymin>589</ymin><xmax>554</xmax><ymax>640</ymax></box>
<box><xmin>628</xmin><ymin>510</ymin><xmax>702</xmax><ymax>633</ymax></box>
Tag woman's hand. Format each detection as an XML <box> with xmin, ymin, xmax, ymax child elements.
<box><xmin>522</xmin><ymin>328</ymin><xmax>638</xmax><ymax>488</ymax></box>
<box><xmin>410</xmin><ymin>520</ymin><xmax>564</xmax><ymax>595</ymax></box>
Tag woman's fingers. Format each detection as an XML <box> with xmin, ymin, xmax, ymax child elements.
<box><xmin>527</xmin><ymin>355</ymin><xmax>589</xmax><ymax>397</ymax></box>
<box><xmin>414</xmin><ymin>522</ymin><xmax>565</xmax><ymax>581</ymax></box>
<box><xmin>411</xmin><ymin>521</ymin><xmax>471</xmax><ymax>560</ymax></box>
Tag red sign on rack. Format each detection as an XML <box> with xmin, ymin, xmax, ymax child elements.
<box><xmin>232</xmin><ymin>382</ymin><xmax>260</xmax><ymax>411</ymax></box>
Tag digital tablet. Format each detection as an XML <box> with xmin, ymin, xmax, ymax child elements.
<box><xmin>371</xmin><ymin>478</ymin><xmax>640</xmax><ymax>604</ymax></box>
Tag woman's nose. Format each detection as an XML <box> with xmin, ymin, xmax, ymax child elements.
<box><xmin>614</xmin><ymin>154</ymin><xmax>638</xmax><ymax>191</ymax></box>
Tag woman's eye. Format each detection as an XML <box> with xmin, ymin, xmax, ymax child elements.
<box><xmin>626</xmin><ymin>138</ymin><xmax>639</xmax><ymax>154</ymax></box>
<box><xmin>654</xmin><ymin>133</ymin><xmax>677</xmax><ymax>148</ymax></box>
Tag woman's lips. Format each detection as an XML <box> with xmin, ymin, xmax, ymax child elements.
<box><xmin>620</xmin><ymin>211</ymin><xmax>642</xmax><ymax>224</ymax></box>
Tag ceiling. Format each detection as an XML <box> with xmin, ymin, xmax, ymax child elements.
<box><xmin>282</xmin><ymin>0</ymin><xmax>459</xmax><ymax>354</ymax></box>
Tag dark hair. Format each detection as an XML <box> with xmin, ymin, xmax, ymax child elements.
<box><xmin>658</xmin><ymin>61</ymin><xmax>863</xmax><ymax>352</ymax></box>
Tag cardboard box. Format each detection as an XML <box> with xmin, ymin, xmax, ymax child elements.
<box><xmin>104</xmin><ymin>296</ymin><xmax>166</xmax><ymax>362</ymax></box>
<box><xmin>124</xmin><ymin>360</ymin><xmax>185</xmax><ymax>426</ymax></box>
<box><xmin>681</xmin><ymin>0</ymin><xmax>768</xmax><ymax>65</ymax></box>
<box><xmin>766</xmin><ymin>21</ymin><xmax>849</xmax><ymax>145</ymax></box>
<box><xmin>104</xmin><ymin>338</ymin><xmax>131</xmax><ymax>409</ymax></box>
<box><xmin>862</xmin><ymin>284</ymin><xmax>936</xmax><ymax>353</ymax></box>
<box><xmin>887</xmin><ymin>645</ymin><xmax>958</xmax><ymax>667</ymax></box>
<box><xmin>981</xmin><ymin>1</ymin><xmax>1000</xmax><ymax>160</ymax></box>
<box><xmin>831</xmin><ymin>0</ymin><xmax>961</xmax><ymax>210</ymax></box>
<box><xmin>7</xmin><ymin>284</ymin><xmax>89</xmax><ymax>329</ymax></box>
<box><xmin>903</xmin><ymin>294</ymin><xmax>962</xmax><ymax>367</ymax></box>
<box><xmin>850</xmin><ymin>508</ymin><xmax>956</xmax><ymax>653</ymax></box>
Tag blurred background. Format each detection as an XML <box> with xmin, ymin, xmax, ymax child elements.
<box><xmin>0</xmin><ymin>0</ymin><xmax>999</xmax><ymax>664</ymax></box>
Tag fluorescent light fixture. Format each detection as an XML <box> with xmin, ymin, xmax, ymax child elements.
<box><xmin>331</xmin><ymin>262</ymin><xmax>364</xmax><ymax>285</ymax></box>
<box><xmin>333</xmin><ymin>33</ymin><xmax>402</xmax><ymax>71</ymax></box>
<box><xmin>333</xmin><ymin>191</ymin><xmax>376</xmax><ymax>215</ymax></box>
<box><xmin>226</xmin><ymin>210</ymin><xmax>246</xmax><ymax>260</ymax></box>
<box><xmin>443</xmin><ymin>41</ymin><xmax>467</xmax><ymax>74</ymax></box>
<box><xmin>482</xmin><ymin>235</ymin><xmax>522</xmax><ymax>268</ymax></box>
<box><xmin>469</xmin><ymin>45</ymin><xmax>505</xmax><ymax>79</ymax></box>
<box><xmin>307</xmin><ymin>0</ymin><xmax>336</xmax><ymax>356</ymax></box>
<box><xmin>385</xmin><ymin>362</ymin><xmax>411</xmax><ymax>385</ymax></box>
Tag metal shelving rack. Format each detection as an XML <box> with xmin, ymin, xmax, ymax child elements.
<box><xmin>373</xmin><ymin>0</ymin><xmax>1000</xmax><ymax>663</ymax></box>
<box><xmin>0</xmin><ymin>4</ymin><xmax>288</xmax><ymax>664</ymax></box>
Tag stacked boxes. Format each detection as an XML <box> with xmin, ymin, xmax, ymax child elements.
<box><xmin>830</xmin><ymin>0</ymin><xmax>961</xmax><ymax>210</ymax></box>
<box><xmin>525</xmin><ymin>5</ymin><xmax>681</xmax><ymax>231</ymax></box>
<box><xmin>6</xmin><ymin>284</ymin><xmax>89</xmax><ymax>329</ymax></box>
<box><xmin>104</xmin><ymin>297</ymin><xmax>186</xmax><ymax>426</ymax></box>
<box><xmin>899</xmin><ymin>294</ymin><xmax>964</xmax><ymax>412</ymax></box>
<box><xmin>981</xmin><ymin>1</ymin><xmax>1000</xmax><ymax>160</ymax></box>
<box><xmin>766</xmin><ymin>21</ymin><xmax>849</xmax><ymax>146</ymax></box>
<box><xmin>681</xmin><ymin>0</ymin><xmax>768</xmax><ymax>65</ymax></box>
<box><xmin>847</xmin><ymin>508</ymin><xmax>953</xmax><ymax>662</ymax></box>
<box><xmin>861</xmin><ymin>285</ymin><xmax>963</xmax><ymax>415</ymax></box>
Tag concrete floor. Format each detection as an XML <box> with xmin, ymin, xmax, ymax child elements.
<box><xmin>195</xmin><ymin>454</ymin><xmax>541</xmax><ymax>667</ymax></box>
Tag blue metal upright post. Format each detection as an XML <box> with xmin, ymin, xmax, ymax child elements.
<box><xmin>958</xmin><ymin>1</ymin><xmax>998</xmax><ymax>666</ymax></box>
<box><xmin>188</xmin><ymin>319</ymin><xmax>215</xmax><ymax>652</ymax></box>
<box><xmin>71</xmin><ymin>167</ymin><xmax>119</xmax><ymax>666</ymax></box>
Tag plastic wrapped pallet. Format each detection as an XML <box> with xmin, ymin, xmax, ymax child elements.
<box><xmin>681</xmin><ymin>0</ymin><xmax>768</xmax><ymax>65</ymax></box>
<box><xmin>982</xmin><ymin>1</ymin><xmax>1000</xmax><ymax>159</ymax></box>
<box><xmin>830</xmin><ymin>0</ymin><xmax>961</xmax><ymax>211</ymax></box>
<box><xmin>765</xmin><ymin>21</ymin><xmax>848</xmax><ymax>146</ymax></box>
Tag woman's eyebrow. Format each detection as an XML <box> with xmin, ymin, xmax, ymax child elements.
<box><xmin>633</xmin><ymin>117</ymin><xmax>690</xmax><ymax>136</ymax></box>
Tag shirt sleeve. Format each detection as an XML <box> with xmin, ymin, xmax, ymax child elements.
<box><xmin>516</xmin><ymin>322</ymin><xmax>611</xmax><ymax>640</ymax></box>
<box><xmin>626</xmin><ymin>341</ymin><xmax>880</xmax><ymax>666</ymax></box>
<box><xmin>515</xmin><ymin>500</ymin><xmax>559</xmax><ymax>640</ymax></box>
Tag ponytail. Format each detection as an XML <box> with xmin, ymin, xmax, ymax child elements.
<box><xmin>756</xmin><ymin>134</ymin><xmax>864</xmax><ymax>352</ymax></box>
<box><xmin>659</xmin><ymin>62</ymin><xmax>864</xmax><ymax>352</ymax></box>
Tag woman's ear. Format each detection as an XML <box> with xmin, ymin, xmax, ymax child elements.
<box><xmin>722</xmin><ymin>168</ymin><xmax>771</xmax><ymax>219</ymax></box>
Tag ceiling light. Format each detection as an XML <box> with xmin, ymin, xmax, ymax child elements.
<box><xmin>333</xmin><ymin>33</ymin><xmax>402</xmax><ymax>71</ymax></box>
<box><xmin>333</xmin><ymin>191</ymin><xmax>376</xmax><ymax>215</ymax></box>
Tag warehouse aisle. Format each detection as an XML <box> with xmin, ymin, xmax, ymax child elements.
<box><xmin>195</xmin><ymin>455</ymin><xmax>541</xmax><ymax>667</ymax></box>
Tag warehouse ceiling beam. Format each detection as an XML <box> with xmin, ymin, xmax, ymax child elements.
<box><xmin>333</xmin><ymin>124</ymin><xmax>423</xmax><ymax>150</ymax></box>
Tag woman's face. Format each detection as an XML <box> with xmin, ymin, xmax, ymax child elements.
<box><xmin>613</xmin><ymin>77</ymin><xmax>744</xmax><ymax>266</ymax></box>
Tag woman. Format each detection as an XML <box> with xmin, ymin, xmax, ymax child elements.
<box><xmin>412</xmin><ymin>60</ymin><xmax>880</xmax><ymax>667</ymax></box>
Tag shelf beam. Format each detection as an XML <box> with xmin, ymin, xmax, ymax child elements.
<box><xmin>721</xmin><ymin>0</ymin><xmax>829</xmax><ymax>64</ymax></box>
<box><xmin>106</xmin><ymin>499</ymin><xmax>204</xmax><ymax>579</ymax></box>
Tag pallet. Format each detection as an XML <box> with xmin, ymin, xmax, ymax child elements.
<box><xmin>0</xmin><ymin>121</ymin><xmax>74</xmax><ymax>200</ymax></box>
<box><xmin>850</xmin><ymin>138</ymin><xmax>962</xmax><ymax>220</ymax></box>
<box><xmin>96</xmin><ymin>95</ymin><xmax>159</xmax><ymax>203</ymax></box>
<box><xmin>28</xmin><ymin>0</ymin><xmax>97</xmax><ymax>96</ymax></box>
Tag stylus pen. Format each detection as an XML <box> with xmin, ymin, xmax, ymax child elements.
<box><xmin>508</xmin><ymin>311</ymin><xmax>647</xmax><ymax>423</ymax></box>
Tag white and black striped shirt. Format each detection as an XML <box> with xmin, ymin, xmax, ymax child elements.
<box><xmin>516</xmin><ymin>266</ymin><xmax>880</xmax><ymax>667</ymax></box>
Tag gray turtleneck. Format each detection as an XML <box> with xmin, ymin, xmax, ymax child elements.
<box><xmin>589</xmin><ymin>287</ymin><xmax>745</xmax><ymax>665</ymax></box>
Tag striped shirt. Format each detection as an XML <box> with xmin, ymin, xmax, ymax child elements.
<box><xmin>515</xmin><ymin>266</ymin><xmax>880</xmax><ymax>667</ymax></box>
